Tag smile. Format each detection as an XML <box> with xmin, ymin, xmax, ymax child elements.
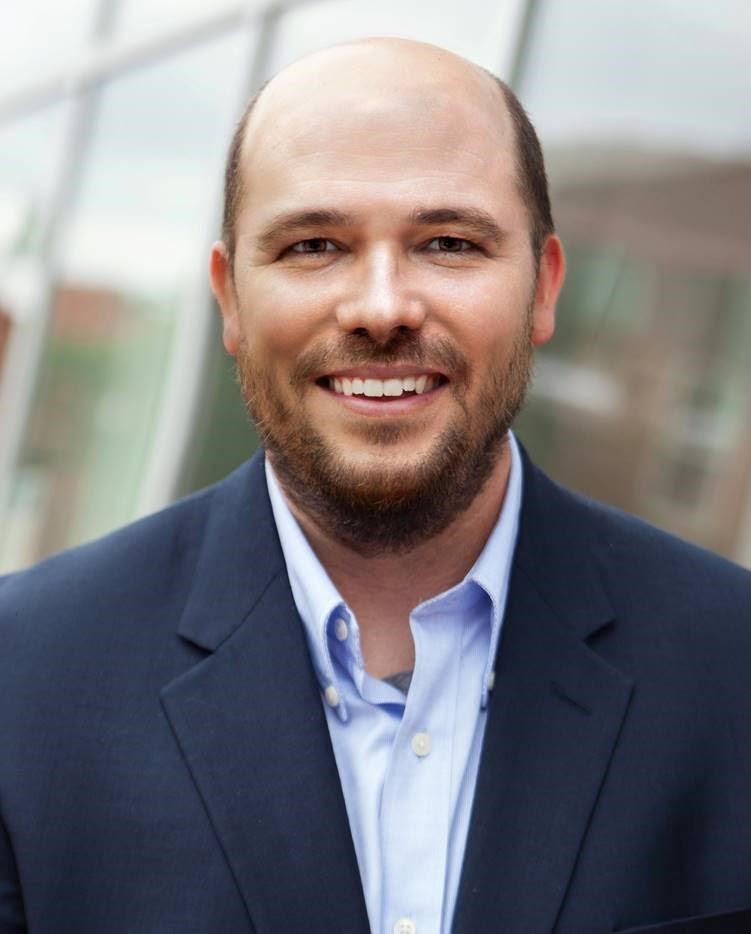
<box><xmin>326</xmin><ymin>374</ymin><xmax>442</xmax><ymax>398</ymax></box>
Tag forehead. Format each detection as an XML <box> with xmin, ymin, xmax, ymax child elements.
<box><xmin>237</xmin><ymin>46</ymin><xmax>520</xmax><ymax>224</ymax></box>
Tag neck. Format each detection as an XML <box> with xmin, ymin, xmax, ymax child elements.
<box><xmin>278</xmin><ymin>443</ymin><xmax>512</xmax><ymax>679</ymax></box>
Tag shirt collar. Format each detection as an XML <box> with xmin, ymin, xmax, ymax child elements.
<box><xmin>265</xmin><ymin>432</ymin><xmax>524</xmax><ymax>717</ymax></box>
<box><xmin>465</xmin><ymin>431</ymin><xmax>523</xmax><ymax>706</ymax></box>
<box><xmin>265</xmin><ymin>458</ymin><xmax>346</xmax><ymax>715</ymax></box>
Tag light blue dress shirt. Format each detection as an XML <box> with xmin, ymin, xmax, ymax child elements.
<box><xmin>265</xmin><ymin>434</ymin><xmax>523</xmax><ymax>934</ymax></box>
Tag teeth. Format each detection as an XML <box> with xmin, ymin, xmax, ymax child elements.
<box><xmin>363</xmin><ymin>378</ymin><xmax>383</xmax><ymax>397</ymax></box>
<box><xmin>328</xmin><ymin>374</ymin><xmax>438</xmax><ymax>397</ymax></box>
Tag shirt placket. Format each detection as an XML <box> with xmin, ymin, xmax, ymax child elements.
<box><xmin>378</xmin><ymin>605</ymin><xmax>463</xmax><ymax>934</ymax></box>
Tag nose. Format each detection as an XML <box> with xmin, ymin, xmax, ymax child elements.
<box><xmin>335</xmin><ymin>246</ymin><xmax>427</xmax><ymax>343</ymax></box>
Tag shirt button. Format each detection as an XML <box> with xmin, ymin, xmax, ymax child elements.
<box><xmin>393</xmin><ymin>918</ymin><xmax>416</xmax><ymax>934</ymax></box>
<box><xmin>410</xmin><ymin>732</ymin><xmax>431</xmax><ymax>757</ymax></box>
<box><xmin>324</xmin><ymin>684</ymin><xmax>340</xmax><ymax>708</ymax></box>
<box><xmin>334</xmin><ymin>617</ymin><xmax>349</xmax><ymax>641</ymax></box>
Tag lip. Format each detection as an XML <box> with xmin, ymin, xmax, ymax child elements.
<box><xmin>319</xmin><ymin>364</ymin><xmax>445</xmax><ymax>380</ymax></box>
<box><xmin>317</xmin><ymin>378</ymin><xmax>446</xmax><ymax>417</ymax></box>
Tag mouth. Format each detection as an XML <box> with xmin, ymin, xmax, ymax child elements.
<box><xmin>317</xmin><ymin>372</ymin><xmax>447</xmax><ymax>400</ymax></box>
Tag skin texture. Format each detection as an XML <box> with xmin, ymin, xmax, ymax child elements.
<box><xmin>209</xmin><ymin>38</ymin><xmax>565</xmax><ymax>676</ymax></box>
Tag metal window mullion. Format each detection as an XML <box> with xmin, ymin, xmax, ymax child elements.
<box><xmin>133</xmin><ymin>3</ymin><xmax>285</xmax><ymax>517</ymax></box>
<box><xmin>0</xmin><ymin>0</ymin><xmax>311</xmax><ymax>126</ymax></box>
<box><xmin>505</xmin><ymin>0</ymin><xmax>544</xmax><ymax>90</ymax></box>
<box><xmin>0</xmin><ymin>0</ymin><xmax>119</xmax><ymax>552</ymax></box>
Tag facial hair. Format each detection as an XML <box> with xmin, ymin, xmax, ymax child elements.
<box><xmin>236</xmin><ymin>309</ymin><xmax>534</xmax><ymax>557</ymax></box>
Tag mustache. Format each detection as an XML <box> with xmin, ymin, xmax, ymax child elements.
<box><xmin>291</xmin><ymin>331</ymin><xmax>470</xmax><ymax>383</ymax></box>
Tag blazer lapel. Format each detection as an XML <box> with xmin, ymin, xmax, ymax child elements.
<box><xmin>160</xmin><ymin>455</ymin><xmax>370</xmax><ymax>934</ymax></box>
<box><xmin>453</xmin><ymin>454</ymin><xmax>634</xmax><ymax>933</ymax></box>
<box><xmin>159</xmin><ymin>448</ymin><xmax>633</xmax><ymax>933</ymax></box>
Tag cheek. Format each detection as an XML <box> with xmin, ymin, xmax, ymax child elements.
<box><xmin>237</xmin><ymin>277</ymin><xmax>330</xmax><ymax>357</ymax></box>
<box><xmin>436</xmin><ymin>277</ymin><xmax>528</xmax><ymax>350</ymax></box>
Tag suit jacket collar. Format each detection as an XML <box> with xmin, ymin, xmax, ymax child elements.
<box><xmin>176</xmin><ymin>453</ymin><xmax>285</xmax><ymax>651</ymax></box>
<box><xmin>165</xmin><ymin>453</ymin><xmax>371</xmax><ymax>932</ymax></box>
<box><xmin>165</xmin><ymin>448</ymin><xmax>633</xmax><ymax>933</ymax></box>
<box><xmin>175</xmin><ymin>446</ymin><xmax>614</xmax><ymax>650</ymax></box>
<box><xmin>452</xmin><ymin>449</ymin><xmax>633</xmax><ymax>932</ymax></box>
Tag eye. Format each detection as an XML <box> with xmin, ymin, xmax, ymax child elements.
<box><xmin>426</xmin><ymin>236</ymin><xmax>476</xmax><ymax>253</ymax></box>
<box><xmin>288</xmin><ymin>238</ymin><xmax>338</xmax><ymax>254</ymax></box>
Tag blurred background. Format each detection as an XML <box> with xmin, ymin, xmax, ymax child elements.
<box><xmin>1</xmin><ymin>0</ymin><xmax>750</xmax><ymax>572</ymax></box>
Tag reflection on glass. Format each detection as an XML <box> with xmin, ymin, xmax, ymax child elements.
<box><xmin>2</xmin><ymin>30</ymin><xmax>248</xmax><ymax>569</ymax></box>
<box><xmin>515</xmin><ymin>1</ymin><xmax>751</xmax><ymax>563</ymax></box>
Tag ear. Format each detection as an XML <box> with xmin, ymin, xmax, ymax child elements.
<box><xmin>209</xmin><ymin>241</ymin><xmax>240</xmax><ymax>355</ymax></box>
<box><xmin>531</xmin><ymin>234</ymin><xmax>565</xmax><ymax>347</ymax></box>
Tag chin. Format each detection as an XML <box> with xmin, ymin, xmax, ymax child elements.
<box><xmin>266</xmin><ymin>419</ymin><xmax>507</xmax><ymax>556</ymax></box>
<box><xmin>235</xmin><ymin>322</ymin><xmax>532</xmax><ymax>553</ymax></box>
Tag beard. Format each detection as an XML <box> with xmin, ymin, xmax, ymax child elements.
<box><xmin>236</xmin><ymin>309</ymin><xmax>534</xmax><ymax>557</ymax></box>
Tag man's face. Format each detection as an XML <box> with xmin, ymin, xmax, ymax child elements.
<box><xmin>211</xmin><ymin>42</ymin><xmax>563</xmax><ymax>552</ymax></box>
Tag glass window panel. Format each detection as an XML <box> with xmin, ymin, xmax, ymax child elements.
<box><xmin>522</xmin><ymin>0</ymin><xmax>751</xmax><ymax>156</ymax></box>
<box><xmin>0</xmin><ymin>105</ymin><xmax>71</xmax><ymax>572</ymax></box>
<box><xmin>514</xmin><ymin>0</ymin><xmax>751</xmax><ymax>564</ymax></box>
<box><xmin>2</xmin><ymin>30</ymin><xmax>250</xmax><ymax>569</ymax></box>
<box><xmin>270</xmin><ymin>0</ymin><xmax>527</xmax><ymax>74</ymax></box>
<box><xmin>0</xmin><ymin>106</ymin><xmax>70</xmax><ymax>260</ymax></box>
<box><xmin>176</xmin><ymin>309</ymin><xmax>258</xmax><ymax>499</ymax></box>
<box><xmin>114</xmin><ymin>0</ymin><xmax>266</xmax><ymax>39</ymax></box>
<box><xmin>0</xmin><ymin>310</ymin><xmax>11</xmax><ymax>369</ymax></box>
<box><xmin>0</xmin><ymin>0</ymin><xmax>100</xmax><ymax>89</ymax></box>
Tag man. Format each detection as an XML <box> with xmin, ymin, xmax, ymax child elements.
<box><xmin>1</xmin><ymin>38</ymin><xmax>751</xmax><ymax>934</ymax></box>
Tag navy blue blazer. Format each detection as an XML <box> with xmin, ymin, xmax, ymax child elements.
<box><xmin>2</xmin><ymin>449</ymin><xmax>751</xmax><ymax>933</ymax></box>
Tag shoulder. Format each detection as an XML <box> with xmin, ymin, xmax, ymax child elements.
<box><xmin>572</xmin><ymin>481</ymin><xmax>750</xmax><ymax>609</ymax></box>
<box><xmin>0</xmin><ymin>491</ymin><xmax>203</xmax><ymax>663</ymax></box>
<box><xmin>0</xmin><ymin>454</ymin><xmax>265</xmax><ymax>653</ymax></box>
<box><xmin>522</xmin><ymin>449</ymin><xmax>751</xmax><ymax>599</ymax></box>
<box><xmin>518</xmin><ymin>456</ymin><xmax>751</xmax><ymax>748</ymax></box>
<box><xmin>517</xmin><ymin>450</ymin><xmax>751</xmax><ymax>675</ymax></box>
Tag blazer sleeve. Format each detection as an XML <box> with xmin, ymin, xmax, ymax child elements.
<box><xmin>0</xmin><ymin>815</ymin><xmax>25</xmax><ymax>933</ymax></box>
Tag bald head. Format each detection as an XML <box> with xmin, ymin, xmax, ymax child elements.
<box><xmin>221</xmin><ymin>38</ymin><xmax>552</xmax><ymax>265</ymax></box>
<box><xmin>248</xmin><ymin>39</ymin><xmax>504</xmax><ymax>140</ymax></box>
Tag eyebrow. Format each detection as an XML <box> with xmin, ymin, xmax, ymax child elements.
<box><xmin>409</xmin><ymin>207</ymin><xmax>506</xmax><ymax>245</ymax></box>
<box><xmin>254</xmin><ymin>205</ymin><xmax>507</xmax><ymax>252</ymax></box>
<box><xmin>255</xmin><ymin>210</ymin><xmax>353</xmax><ymax>252</ymax></box>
